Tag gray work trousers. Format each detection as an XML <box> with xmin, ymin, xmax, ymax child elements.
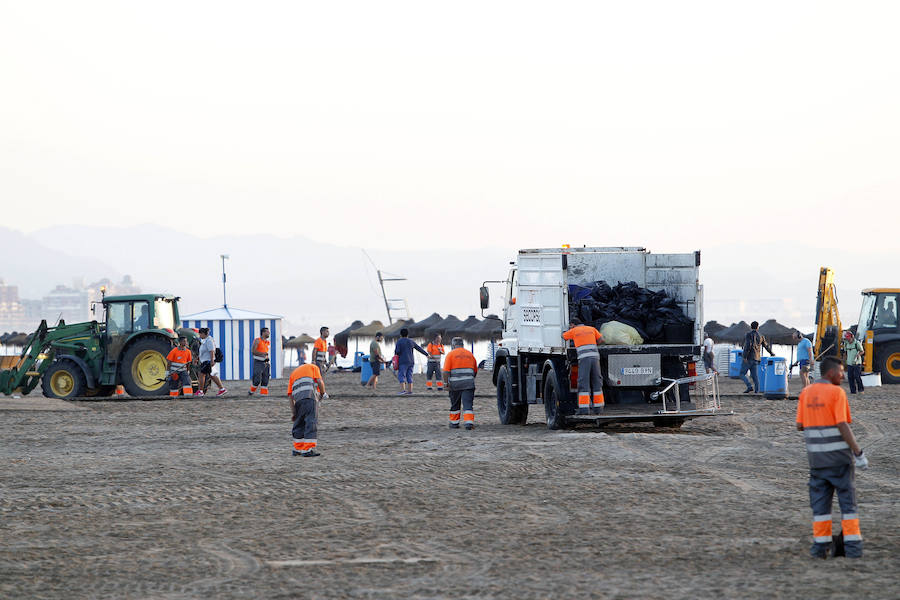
<box><xmin>252</xmin><ymin>359</ymin><xmax>270</xmax><ymax>388</ymax></box>
<box><xmin>809</xmin><ymin>463</ymin><xmax>862</xmax><ymax>557</ymax></box>
<box><xmin>577</xmin><ymin>357</ymin><xmax>603</xmax><ymax>398</ymax></box>
<box><xmin>292</xmin><ymin>394</ymin><xmax>318</xmax><ymax>452</ymax></box>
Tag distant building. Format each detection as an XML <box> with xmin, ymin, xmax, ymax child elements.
<box><xmin>87</xmin><ymin>275</ymin><xmax>142</xmax><ymax>305</ymax></box>
<box><xmin>0</xmin><ymin>280</ymin><xmax>30</xmax><ymax>332</ymax></box>
<box><xmin>42</xmin><ymin>285</ymin><xmax>90</xmax><ymax>324</ymax></box>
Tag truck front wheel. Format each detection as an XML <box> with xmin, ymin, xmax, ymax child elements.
<box><xmin>497</xmin><ymin>364</ymin><xmax>527</xmax><ymax>425</ymax></box>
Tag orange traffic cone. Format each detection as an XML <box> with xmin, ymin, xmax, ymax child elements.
<box><xmin>115</xmin><ymin>385</ymin><xmax>125</xmax><ymax>398</ymax></box>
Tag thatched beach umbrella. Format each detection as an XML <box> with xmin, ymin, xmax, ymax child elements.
<box><xmin>381</xmin><ymin>319</ymin><xmax>413</xmax><ymax>339</ymax></box>
<box><xmin>424</xmin><ymin>315</ymin><xmax>463</xmax><ymax>341</ymax></box>
<box><xmin>405</xmin><ymin>313</ymin><xmax>443</xmax><ymax>338</ymax></box>
<box><xmin>468</xmin><ymin>315</ymin><xmax>503</xmax><ymax>340</ymax></box>
<box><xmin>713</xmin><ymin>321</ymin><xmax>751</xmax><ymax>344</ymax></box>
<box><xmin>284</xmin><ymin>333</ymin><xmax>316</xmax><ymax>348</ymax></box>
<box><xmin>758</xmin><ymin>319</ymin><xmax>801</xmax><ymax>345</ymax></box>
<box><xmin>703</xmin><ymin>320</ymin><xmax>728</xmax><ymax>337</ymax></box>
<box><xmin>333</xmin><ymin>320</ymin><xmax>364</xmax><ymax>357</ymax></box>
<box><xmin>349</xmin><ymin>320</ymin><xmax>385</xmax><ymax>336</ymax></box>
<box><xmin>447</xmin><ymin>315</ymin><xmax>481</xmax><ymax>340</ymax></box>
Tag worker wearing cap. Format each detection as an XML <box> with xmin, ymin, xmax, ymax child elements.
<box><xmin>166</xmin><ymin>337</ymin><xmax>194</xmax><ymax>398</ymax></box>
<box><xmin>797</xmin><ymin>356</ymin><xmax>868</xmax><ymax>559</ymax></box>
<box><xmin>425</xmin><ymin>334</ymin><xmax>445</xmax><ymax>391</ymax></box>
<box><xmin>563</xmin><ymin>318</ymin><xmax>604</xmax><ymax>415</ymax></box>
<box><xmin>313</xmin><ymin>326</ymin><xmax>329</xmax><ymax>377</ymax></box>
<box><xmin>442</xmin><ymin>337</ymin><xmax>478</xmax><ymax>429</ymax></box>
<box><xmin>288</xmin><ymin>362</ymin><xmax>328</xmax><ymax>457</ymax></box>
<box><xmin>249</xmin><ymin>327</ymin><xmax>271</xmax><ymax>396</ymax></box>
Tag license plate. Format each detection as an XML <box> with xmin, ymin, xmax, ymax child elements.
<box><xmin>623</xmin><ymin>367</ymin><xmax>653</xmax><ymax>375</ymax></box>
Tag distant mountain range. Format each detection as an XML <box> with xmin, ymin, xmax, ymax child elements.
<box><xmin>1</xmin><ymin>225</ymin><xmax>889</xmax><ymax>334</ymax></box>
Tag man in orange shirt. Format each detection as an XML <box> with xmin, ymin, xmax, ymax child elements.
<box><xmin>562</xmin><ymin>318</ymin><xmax>604</xmax><ymax>415</ymax></box>
<box><xmin>796</xmin><ymin>356</ymin><xmax>868</xmax><ymax>559</ymax></box>
<box><xmin>249</xmin><ymin>327</ymin><xmax>271</xmax><ymax>396</ymax></box>
<box><xmin>425</xmin><ymin>333</ymin><xmax>445</xmax><ymax>391</ymax></box>
<box><xmin>287</xmin><ymin>362</ymin><xmax>328</xmax><ymax>457</ymax></box>
<box><xmin>166</xmin><ymin>336</ymin><xmax>194</xmax><ymax>398</ymax></box>
<box><xmin>442</xmin><ymin>337</ymin><xmax>478</xmax><ymax>429</ymax></box>
<box><xmin>313</xmin><ymin>326</ymin><xmax>330</xmax><ymax>378</ymax></box>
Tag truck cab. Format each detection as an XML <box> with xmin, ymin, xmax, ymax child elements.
<box><xmin>484</xmin><ymin>247</ymin><xmax>727</xmax><ymax>429</ymax></box>
<box><xmin>857</xmin><ymin>288</ymin><xmax>900</xmax><ymax>383</ymax></box>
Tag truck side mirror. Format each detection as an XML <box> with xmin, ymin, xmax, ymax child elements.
<box><xmin>479</xmin><ymin>286</ymin><xmax>490</xmax><ymax>310</ymax></box>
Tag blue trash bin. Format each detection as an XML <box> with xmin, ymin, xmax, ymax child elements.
<box><xmin>728</xmin><ymin>349</ymin><xmax>744</xmax><ymax>378</ymax></box>
<box><xmin>353</xmin><ymin>351</ymin><xmax>365</xmax><ymax>370</ymax></box>
<box><xmin>360</xmin><ymin>355</ymin><xmax>372</xmax><ymax>385</ymax></box>
<box><xmin>760</xmin><ymin>356</ymin><xmax>788</xmax><ymax>399</ymax></box>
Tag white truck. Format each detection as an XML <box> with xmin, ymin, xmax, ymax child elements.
<box><xmin>480</xmin><ymin>247</ymin><xmax>728</xmax><ymax>429</ymax></box>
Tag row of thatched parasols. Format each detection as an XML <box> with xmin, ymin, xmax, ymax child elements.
<box><xmin>704</xmin><ymin>319</ymin><xmax>803</xmax><ymax>345</ymax></box>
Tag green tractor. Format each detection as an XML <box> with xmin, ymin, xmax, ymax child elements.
<box><xmin>0</xmin><ymin>294</ymin><xmax>199</xmax><ymax>399</ymax></box>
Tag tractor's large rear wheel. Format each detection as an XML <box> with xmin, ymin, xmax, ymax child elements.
<box><xmin>121</xmin><ymin>337</ymin><xmax>172</xmax><ymax>397</ymax></box>
<box><xmin>42</xmin><ymin>360</ymin><xmax>86</xmax><ymax>399</ymax></box>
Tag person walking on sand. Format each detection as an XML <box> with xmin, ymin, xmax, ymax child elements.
<box><xmin>196</xmin><ymin>327</ymin><xmax>226</xmax><ymax>397</ymax></box>
<box><xmin>313</xmin><ymin>327</ymin><xmax>330</xmax><ymax>377</ymax></box>
<box><xmin>425</xmin><ymin>333</ymin><xmax>445</xmax><ymax>391</ymax></box>
<box><xmin>703</xmin><ymin>332</ymin><xmax>718</xmax><ymax>375</ymax></box>
<box><xmin>796</xmin><ymin>356</ymin><xmax>868</xmax><ymax>558</ymax></box>
<box><xmin>288</xmin><ymin>362</ymin><xmax>328</xmax><ymax>457</ymax></box>
<box><xmin>366</xmin><ymin>332</ymin><xmax>386</xmax><ymax>389</ymax></box>
<box><xmin>442</xmin><ymin>337</ymin><xmax>478</xmax><ymax>429</ymax></box>
<box><xmin>562</xmin><ymin>318</ymin><xmax>604</xmax><ymax>415</ymax></box>
<box><xmin>842</xmin><ymin>331</ymin><xmax>865</xmax><ymax>395</ymax></box>
<box><xmin>394</xmin><ymin>327</ymin><xmax>429</xmax><ymax>395</ymax></box>
<box><xmin>794</xmin><ymin>331</ymin><xmax>815</xmax><ymax>389</ymax></box>
<box><xmin>248</xmin><ymin>327</ymin><xmax>271</xmax><ymax>396</ymax></box>
<box><xmin>740</xmin><ymin>321</ymin><xmax>774</xmax><ymax>394</ymax></box>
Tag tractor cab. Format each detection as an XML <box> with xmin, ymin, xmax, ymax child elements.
<box><xmin>858</xmin><ymin>289</ymin><xmax>900</xmax><ymax>383</ymax></box>
<box><xmin>102</xmin><ymin>295</ymin><xmax>180</xmax><ymax>361</ymax></box>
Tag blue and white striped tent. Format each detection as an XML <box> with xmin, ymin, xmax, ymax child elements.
<box><xmin>181</xmin><ymin>306</ymin><xmax>283</xmax><ymax>381</ymax></box>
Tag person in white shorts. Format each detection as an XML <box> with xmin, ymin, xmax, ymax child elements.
<box><xmin>197</xmin><ymin>328</ymin><xmax>227</xmax><ymax>397</ymax></box>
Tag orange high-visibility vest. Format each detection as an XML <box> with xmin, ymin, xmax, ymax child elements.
<box><xmin>253</xmin><ymin>338</ymin><xmax>270</xmax><ymax>360</ymax></box>
<box><xmin>167</xmin><ymin>347</ymin><xmax>192</xmax><ymax>371</ymax></box>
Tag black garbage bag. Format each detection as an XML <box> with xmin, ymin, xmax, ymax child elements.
<box><xmin>568</xmin><ymin>279</ymin><xmax>692</xmax><ymax>344</ymax></box>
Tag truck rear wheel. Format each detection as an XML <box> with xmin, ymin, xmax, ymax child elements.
<box><xmin>876</xmin><ymin>342</ymin><xmax>900</xmax><ymax>384</ymax></box>
<box><xmin>497</xmin><ymin>364</ymin><xmax>527</xmax><ymax>425</ymax></box>
<box><xmin>121</xmin><ymin>337</ymin><xmax>172</xmax><ymax>397</ymax></box>
<box><xmin>543</xmin><ymin>367</ymin><xmax>572</xmax><ymax>430</ymax></box>
<box><xmin>41</xmin><ymin>360</ymin><xmax>86</xmax><ymax>399</ymax></box>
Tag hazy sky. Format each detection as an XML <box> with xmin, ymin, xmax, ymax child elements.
<box><xmin>2</xmin><ymin>1</ymin><xmax>899</xmax><ymax>255</ymax></box>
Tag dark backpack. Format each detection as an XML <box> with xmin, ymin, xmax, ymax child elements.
<box><xmin>214</xmin><ymin>347</ymin><xmax>224</xmax><ymax>363</ymax></box>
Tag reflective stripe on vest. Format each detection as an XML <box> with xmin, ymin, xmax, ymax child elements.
<box><xmin>576</xmin><ymin>343</ymin><xmax>600</xmax><ymax>360</ymax></box>
<box><xmin>170</xmin><ymin>361</ymin><xmax>189</xmax><ymax>371</ymax></box>
<box><xmin>448</xmin><ymin>367</ymin><xmax>475</xmax><ymax>390</ymax></box>
<box><xmin>804</xmin><ymin>425</ymin><xmax>852</xmax><ymax>468</ymax></box>
<box><xmin>428</xmin><ymin>355</ymin><xmax>441</xmax><ymax>362</ymax></box>
<box><xmin>291</xmin><ymin>376</ymin><xmax>315</xmax><ymax>399</ymax></box>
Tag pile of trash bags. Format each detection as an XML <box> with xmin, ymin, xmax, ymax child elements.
<box><xmin>568</xmin><ymin>280</ymin><xmax>693</xmax><ymax>344</ymax></box>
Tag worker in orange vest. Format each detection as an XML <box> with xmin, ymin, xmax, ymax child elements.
<box><xmin>288</xmin><ymin>362</ymin><xmax>328</xmax><ymax>457</ymax></box>
<box><xmin>249</xmin><ymin>327</ymin><xmax>271</xmax><ymax>396</ymax></box>
<box><xmin>312</xmin><ymin>326</ymin><xmax>330</xmax><ymax>377</ymax></box>
<box><xmin>562</xmin><ymin>318</ymin><xmax>604</xmax><ymax>415</ymax></box>
<box><xmin>442</xmin><ymin>337</ymin><xmax>478</xmax><ymax>429</ymax></box>
<box><xmin>425</xmin><ymin>333</ymin><xmax>445</xmax><ymax>391</ymax></box>
<box><xmin>166</xmin><ymin>336</ymin><xmax>194</xmax><ymax>398</ymax></box>
<box><xmin>797</xmin><ymin>356</ymin><xmax>868</xmax><ymax>559</ymax></box>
